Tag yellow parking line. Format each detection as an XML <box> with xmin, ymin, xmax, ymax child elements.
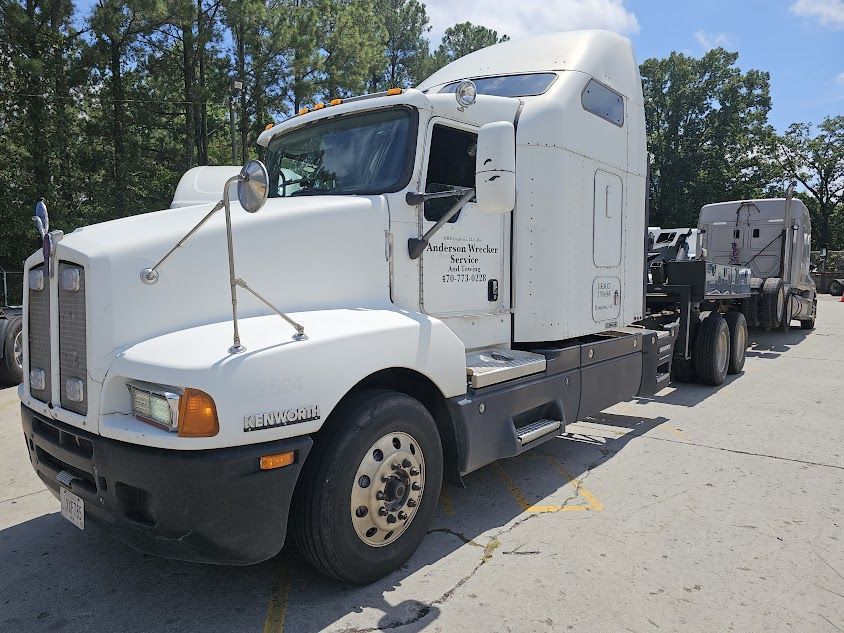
<box><xmin>263</xmin><ymin>563</ymin><xmax>291</xmax><ymax>633</ymax></box>
<box><xmin>544</xmin><ymin>455</ymin><xmax>604</xmax><ymax>512</ymax></box>
<box><xmin>493</xmin><ymin>463</ymin><xmax>531</xmax><ymax>511</ymax></box>
<box><xmin>440</xmin><ymin>487</ymin><xmax>456</xmax><ymax>516</ymax></box>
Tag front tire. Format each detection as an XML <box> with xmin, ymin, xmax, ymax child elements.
<box><xmin>829</xmin><ymin>280</ymin><xmax>843</xmax><ymax>297</ymax></box>
<box><xmin>694</xmin><ymin>314</ymin><xmax>730</xmax><ymax>386</ymax></box>
<box><xmin>291</xmin><ymin>389</ymin><xmax>443</xmax><ymax>585</ymax></box>
<box><xmin>0</xmin><ymin>316</ymin><xmax>23</xmax><ymax>385</ymax></box>
<box><xmin>760</xmin><ymin>278</ymin><xmax>784</xmax><ymax>331</ymax></box>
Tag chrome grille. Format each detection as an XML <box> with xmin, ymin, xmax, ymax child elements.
<box><xmin>58</xmin><ymin>262</ymin><xmax>88</xmax><ymax>415</ymax></box>
<box><xmin>27</xmin><ymin>263</ymin><xmax>51</xmax><ymax>403</ymax></box>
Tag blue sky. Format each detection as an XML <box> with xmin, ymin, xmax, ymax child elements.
<box><xmin>426</xmin><ymin>0</ymin><xmax>844</xmax><ymax>131</ymax></box>
<box><xmin>73</xmin><ymin>0</ymin><xmax>843</xmax><ymax>131</ymax></box>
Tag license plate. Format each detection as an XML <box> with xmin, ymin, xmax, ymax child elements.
<box><xmin>60</xmin><ymin>487</ymin><xmax>84</xmax><ymax>530</ymax></box>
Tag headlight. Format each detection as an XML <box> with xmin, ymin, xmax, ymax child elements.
<box><xmin>127</xmin><ymin>382</ymin><xmax>181</xmax><ymax>431</ymax></box>
<box><xmin>127</xmin><ymin>382</ymin><xmax>219</xmax><ymax>437</ymax></box>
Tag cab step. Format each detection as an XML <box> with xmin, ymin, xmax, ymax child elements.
<box><xmin>465</xmin><ymin>348</ymin><xmax>546</xmax><ymax>388</ymax></box>
<box><xmin>516</xmin><ymin>419</ymin><xmax>562</xmax><ymax>446</ymax></box>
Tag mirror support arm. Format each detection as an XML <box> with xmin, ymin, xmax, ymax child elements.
<box><xmin>140</xmin><ymin>174</ymin><xmax>240</xmax><ymax>285</ymax></box>
<box><xmin>407</xmin><ymin>189</ymin><xmax>475</xmax><ymax>260</ymax></box>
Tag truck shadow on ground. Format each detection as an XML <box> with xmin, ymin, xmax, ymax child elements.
<box><xmin>0</xmin><ymin>411</ymin><xmax>670</xmax><ymax>633</ymax></box>
<box><xmin>745</xmin><ymin>327</ymin><xmax>810</xmax><ymax>359</ymax></box>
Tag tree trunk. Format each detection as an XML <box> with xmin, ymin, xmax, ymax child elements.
<box><xmin>196</xmin><ymin>0</ymin><xmax>209</xmax><ymax>165</ymax></box>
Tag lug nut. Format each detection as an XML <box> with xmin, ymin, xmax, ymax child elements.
<box><xmin>409</xmin><ymin>468</ymin><xmax>420</xmax><ymax>476</ymax></box>
<box><xmin>407</xmin><ymin>498</ymin><xmax>417</xmax><ymax>507</ymax></box>
<box><xmin>378</xmin><ymin>507</ymin><xmax>388</xmax><ymax>516</ymax></box>
<box><xmin>398</xmin><ymin>511</ymin><xmax>408</xmax><ymax>521</ymax></box>
<box><xmin>387</xmin><ymin>514</ymin><xmax>397</xmax><ymax>524</ymax></box>
<box><xmin>376</xmin><ymin>491</ymin><xmax>386</xmax><ymax>500</ymax></box>
<box><xmin>381</xmin><ymin>475</ymin><xmax>391</xmax><ymax>483</ymax></box>
<box><xmin>402</xmin><ymin>458</ymin><xmax>411</xmax><ymax>468</ymax></box>
<box><xmin>391</xmin><ymin>461</ymin><xmax>400</xmax><ymax>471</ymax></box>
<box><xmin>412</xmin><ymin>482</ymin><xmax>421</xmax><ymax>491</ymax></box>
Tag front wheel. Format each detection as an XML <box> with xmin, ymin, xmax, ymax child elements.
<box><xmin>0</xmin><ymin>316</ymin><xmax>23</xmax><ymax>385</ymax></box>
<box><xmin>291</xmin><ymin>389</ymin><xmax>443</xmax><ymax>585</ymax></box>
<box><xmin>829</xmin><ymin>280</ymin><xmax>843</xmax><ymax>297</ymax></box>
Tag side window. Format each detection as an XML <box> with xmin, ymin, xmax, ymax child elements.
<box><xmin>581</xmin><ymin>79</ymin><xmax>624</xmax><ymax>127</ymax></box>
<box><xmin>424</xmin><ymin>125</ymin><xmax>477</xmax><ymax>223</ymax></box>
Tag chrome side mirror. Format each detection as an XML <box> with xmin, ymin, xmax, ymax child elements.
<box><xmin>237</xmin><ymin>160</ymin><xmax>269</xmax><ymax>213</ymax></box>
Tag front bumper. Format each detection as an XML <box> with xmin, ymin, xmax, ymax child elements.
<box><xmin>21</xmin><ymin>404</ymin><xmax>312</xmax><ymax>565</ymax></box>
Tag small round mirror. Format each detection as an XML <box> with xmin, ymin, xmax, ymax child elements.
<box><xmin>238</xmin><ymin>160</ymin><xmax>269</xmax><ymax>213</ymax></box>
<box><xmin>455</xmin><ymin>80</ymin><xmax>477</xmax><ymax>108</ymax></box>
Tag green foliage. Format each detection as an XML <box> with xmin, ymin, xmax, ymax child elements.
<box><xmin>426</xmin><ymin>21</ymin><xmax>508</xmax><ymax>75</ymax></box>
<box><xmin>771</xmin><ymin>116</ymin><xmax>844</xmax><ymax>249</ymax></box>
<box><xmin>1</xmin><ymin>0</ymin><xmax>842</xmax><ymax>280</ymax></box>
<box><xmin>641</xmin><ymin>48</ymin><xmax>775</xmax><ymax>229</ymax></box>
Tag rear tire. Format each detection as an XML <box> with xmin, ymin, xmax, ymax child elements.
<box><xmin>291</xmin><ymin>389</ymin><xmax>443</xmax><ymax>585</ymax></box>
<box><xmin>760</xmin><ymin>278</ymin><xmax>784</xmax><ymax>330</ymax></box>
<box><xmin>694</xmin><ymin>314</ymin><xmax>730</xmax><ymax>386</ymax></box>
<box><xmin>778</xmin><ymin>294</ymin><xmax>792</xmax><ymax>333</ymax></box>
<box><xmin>830</xmin><ymin>280</ymin><xmax>843</xmax><ymax>297</ymax></box>
<box><xmin>724</xmin><ymin>312</ymin><xmax>747</xmax><ymax>374</ymax></box>
<box><xmin>800</xmin><ymin>319</ymin><xmax>815</xmax><ymax>330</ymax></box>
<box><xmin>0</xmin><ymin>316</ymin><xmax>23</xmax><ymax>385</ymax></box>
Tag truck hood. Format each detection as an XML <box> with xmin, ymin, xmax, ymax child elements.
<box><xmin>39</xmin><ymin>195</ymin><xmax>391</xmax><ymax>383</ymax></box>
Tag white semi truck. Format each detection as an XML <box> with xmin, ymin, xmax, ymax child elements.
<box><xmin>20</xmin><ymin>31</ymin><xmax>701</xmax><ymax>584</ymax></box>
<box><xmin>699</xmin><ymin>195</ymin><xmax>817</xmax><ymax>331</ymax></box>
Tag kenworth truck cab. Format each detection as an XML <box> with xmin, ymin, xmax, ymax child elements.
<box><xmin>20</xmin><ymin>31</ymin><xmax>674</xmax><ymax>584</ymax></box>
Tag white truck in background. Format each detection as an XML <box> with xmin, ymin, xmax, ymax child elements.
<box><xmin>19</xmin><ymin>30</ymin><xmax>686</xmax><ymax>584</ymax></box>
<box><xmin>699</xmin><ymin>196</ymin><xmax>817</xmax><ymax>331</ymax></box>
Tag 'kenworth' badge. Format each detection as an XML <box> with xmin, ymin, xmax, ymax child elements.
<box><xmin>244</xmin><ymin>405</ymin><xmax>320</xmax><ymax>432</ymax></box>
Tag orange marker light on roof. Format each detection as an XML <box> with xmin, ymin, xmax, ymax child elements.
<box><xmin>329</xmin><ymin>98</ymin><xmax>343</xmax><ymax>106</ymax></box>
<box><xmin>386</xmin><ymin>88</ymin><xmax>402</xmax><ymax>96</ymax></box>
<box><xmin>298</xmin><ymin>107</ymin><xmax>310</xmax><ymax>115</ymax></box>
<box><xmin>313</xmin><ymin>103</ymin><xmax>325</xmax><ymax>110</ymax></box>
<box><xmin>264</xmin><ymin>123</ymin><xmax>274</xmax><ymax>130</ymax></box>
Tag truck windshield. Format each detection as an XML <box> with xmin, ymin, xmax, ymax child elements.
<box><xmin>264</xmin><ymin>107</ymin><xmax>414</xmax><ymax>197</ymax></box>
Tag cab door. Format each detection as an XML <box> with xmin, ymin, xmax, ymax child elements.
<box><xmin>418</xmin><ymin>119</ymin><xmax>507</xmax><ymax>317</ymax></box>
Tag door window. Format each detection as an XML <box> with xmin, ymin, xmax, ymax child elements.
<box><xmin>423</xmin><ymin>125</ymin><xmax>477</xmax><ymax>223</ymax></box>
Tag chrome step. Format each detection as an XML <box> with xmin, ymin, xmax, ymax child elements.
<box><xmin>466</xmin><ymin>348</ymin><xmax>546</xmax><ymax>389</ymax></box>
<box><xmin>516</xmin><ymin>419</ymin><xmax>562</xmax><ymax>445</ymax></box>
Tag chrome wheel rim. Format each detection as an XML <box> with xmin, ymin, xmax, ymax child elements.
<box><xmin>12</xmin><ymin>330</ymin><xmax>23</xmax><ymax>370</ymax></box>
<box><xmin>350</xmin><ymin>431</ymin><xmax>425</xmax><ymax>547</ymax></box>
<box><xmin>716</xmin><ymin>328</ymin><xmax>729</xmax><ymax>374</ymax></box>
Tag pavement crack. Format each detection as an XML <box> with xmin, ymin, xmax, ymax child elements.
<box><xmin>426</xmin><ymin>527</ymin><xmax>483</xmax><ymax>547</ymax></box>
<box><xmin>644</xmin><ymin>436</ymin><xmax>844</xmax><ymax>470</ymax></box>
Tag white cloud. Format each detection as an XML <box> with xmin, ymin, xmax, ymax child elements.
<box><xmin>836</xmin><ymin>71</ymin><xmax>844</xmax><ymax>84</ymax></box>
<box><xmin>423</xmin><ymin>0</ymin><xmax>640</xmax><ymax>44</ymax></box>
<box><xmin>694</xmin><ymin>30</ymin><xmax>732</xmax><ymax>50</ymax></box>
<box><xmin>789</xmin><ymin>0</ymin><xmax>844</xmax><ymax>29</ymax></box>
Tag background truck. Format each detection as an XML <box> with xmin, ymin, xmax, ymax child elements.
<box><xmin>811</xmin><ymin>250</ymin><xmax>844</xmax><ymax>296</ymax></box>
<box><xmin>699</xmin><ymin>196</ymin><xmax>817</xmax><ymax>331</ymax></box>
<box><xmin>0</xmin><ymin>267</ymin><xmax>23</xmax><ymax>386</ymax></box>
<box><xmin>19</xmin><ymin>30</ymin><xmax>764</xmax><ymax>586</ymax></box>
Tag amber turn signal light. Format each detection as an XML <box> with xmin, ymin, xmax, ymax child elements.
<box><xmin>260</xmin><ymin>451</ymin><xmax>295</xmax><ymax>470</ymax></box>
<box><xmin>386</xmin><ymin>87</ymin><xmax>402</xmax><ymax>96</ymax></box>
<box><xmin>178</xmin><ymin>388</ymin><xmax>219</xmax><ymax>437</ymax></box>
